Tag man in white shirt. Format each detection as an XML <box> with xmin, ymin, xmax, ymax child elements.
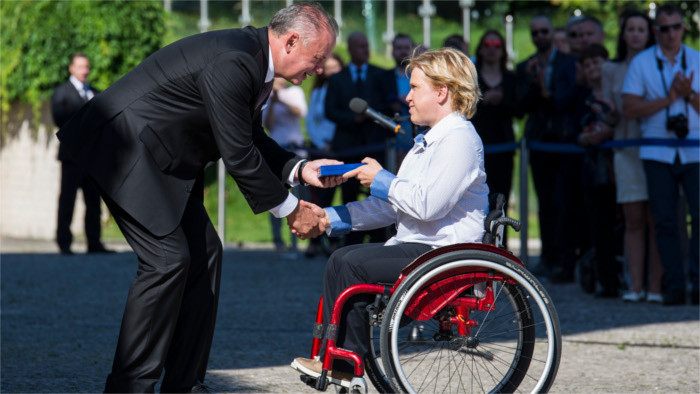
<box><xmin>622</xmin><ymin>4</ymin><xmax>699</xmax><ymax>305</ymax></box>
<box><xmin>292</xmin><ymin>48</ymin><xmax>489</xmax><ymax>383</ymax></box>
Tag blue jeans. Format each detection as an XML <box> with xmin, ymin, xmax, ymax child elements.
<box><xmin>643</xmin><ymin>158</ymin><xmax>699</xmax><ymax>293</ymax></box>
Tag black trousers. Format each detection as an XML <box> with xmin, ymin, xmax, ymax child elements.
<box><xmin>56</xmin><ymin>161</ymin><xmax>102</xmax><ymax>250</ymax></box>
<box><xmin>103</xmin><ymin>193</ymin><xmax>222</xmax><ymax>393</ymax></box>
<box><xmin>322</xmin><ymin>242</ymin><xmax>432</xmax><ymax>363</ymax></box>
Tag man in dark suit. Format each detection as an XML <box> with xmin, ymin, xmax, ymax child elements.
<box><xmin>516</xmin><ymin>16</ymin><xmax>578</xmax><ymax>282</ymax></box>
<box><xmin>375</xmin><ymin>33</ymin><xmax>415</xmax><ymax>157</ymax></box>
<box><xmin>57</xmin><ymin>3</ymin><xmax>340</xmax><ymax>392</ymax></box>
<box><xmin>51</xmin><ymin>53</ymin><xmax>111</xmax><ymax>255</ymax></box>
<box><xmin>325</xmin><ymin>31</ymin><xmax>389</xmax><ymax>245</ymax></box>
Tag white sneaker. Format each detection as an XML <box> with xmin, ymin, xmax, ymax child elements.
<box><xmin>646</xmin><ymin>293</ymin><xmax>663</xmax><ymax>303</ymax></box>
<box><xmin>622</xmin><ymin>291</ymin><xmax>645</xmax><ymax>302</ymax></box>
<box><xmin>291</xmin><ymin>357</ymin><xmax>353</xmax><ymax>388</ymax></box>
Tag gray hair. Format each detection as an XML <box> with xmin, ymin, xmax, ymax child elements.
<box><xmin>269</xmin><ymin>2</ymin><xmax>338</xmax><ymax>46</ymax></box>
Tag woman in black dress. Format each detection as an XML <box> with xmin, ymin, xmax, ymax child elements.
<box><xmin>471</xmin><ymin>30</ymin><xmax>519</xmax><ymax>201</ymax></box>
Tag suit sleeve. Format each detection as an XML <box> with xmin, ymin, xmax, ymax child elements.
<box><xmin>51</xmin><ymin>85</ymin><xmax>72</xmax><ymax>128</ymax></box>
<box><xmin>197</xmin><ymin>51</ymin><xmax>296</xmax><ymax>214</ymax></box>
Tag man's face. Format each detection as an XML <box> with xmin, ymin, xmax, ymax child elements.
<box><xmin>348</xmin><ymin>34</ymin><xmax>370</xmax><ymax>65</ymax></box>
<box><xmin>69</xmin><ymin>56</ymin><xmax>90</xmax><ymax>83</ymax></box>
<box><xmin>654</xmin><ymin>12</ymin><xmax>684</xmax><ymax>53</ymax></box>
<box><xmin>577</xmin><ymin>20</ymin><xmax>604</xmax><ymax>46</ymax></box>
<box><xmin>281</xmin><ymin>30</ymin><xmax>335</xmax><ymax>86</ymax></box>
<box><xmin>406</xmin><ymin>67</ymin><xmax>441</xmax><ymax>127</ymax></box>
<box><xmin>530</xmin><ymin>19</ymin><xmax>553</xmax><ymax>53</ymax></box>
<box><xmin>392</xmin><ymin>37</ymin><xmax>414</xmax><ymax>67</ymax></box>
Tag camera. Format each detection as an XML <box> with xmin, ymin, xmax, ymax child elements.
<box><xmin>667</xmin><ymin>114</ymin><xmax>689</xmax><ymax>139</ymax></box>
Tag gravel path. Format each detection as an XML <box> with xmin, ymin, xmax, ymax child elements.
<box><xmin>1</xmin><ymin>239</ymin><xmax>698</xmax><ymax>392</ymax></box>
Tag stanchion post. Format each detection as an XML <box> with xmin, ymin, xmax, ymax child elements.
<box><xmin>519</xmin><ymin>138</ymin><xmax>529</xmax><ymax>266</ymax></box>
<box><xmin>217</xmin><ymin>160</ymin><xmax>226</xmax><ymax>244</ymax></box>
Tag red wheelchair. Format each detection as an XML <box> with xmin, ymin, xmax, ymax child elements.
<box><xmin>295</xmin><ymin>194</ymin><xmax>562</xmax><ymax>393</ymax></box>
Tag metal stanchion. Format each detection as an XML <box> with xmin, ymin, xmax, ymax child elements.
<box><xmin>519</xmin><ymin>138</ymin><xmax>529</xmax><ymax>267</ymax></box>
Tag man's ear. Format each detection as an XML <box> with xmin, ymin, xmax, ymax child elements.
<box><xmin>285</xmin><ymin>32</ymin><xmax>300</xmax><ymax>54</ymax></box>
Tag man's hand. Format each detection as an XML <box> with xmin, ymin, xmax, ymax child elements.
<box><xmin>343</xmin><ymin>157</ymin><xmax>383</xmax><ymax>188</ymax></box>
<box><xmin>672</xmin><ymin>70</ymin><xmax>694</xmax><ymax>99</ymax></box>
<box><xmin>287</xmin><ymin>200</ymin><xmax>326</xmax><ymax>240</ymax></box>
<box><xmin>302</xmin><ymin>159</ymin><xmax>346</xmax><ymax>188</ymax></box>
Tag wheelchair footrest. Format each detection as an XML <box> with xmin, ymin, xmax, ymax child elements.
<box><xmin>300</xmin><ymin>373</ymin><xmax>329</xmax><ymax>391</ymax></box>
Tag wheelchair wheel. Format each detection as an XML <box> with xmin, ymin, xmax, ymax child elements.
<box><xmin>380</xmin><ymin>249</ymin><xmax>561</xmax><ymax>393</ymax></box>
<box><xmin>365</xmin><ymin>324</ymin><xmax>393</xmax><ymax>392</ymax></box>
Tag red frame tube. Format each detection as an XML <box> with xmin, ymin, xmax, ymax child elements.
<box><xmin>322</xmin><ymin>284</ymin><xmax>386</xmax><ymax>377</ymax></box>
<box><xmin>310</xmin><ymin>296</ymin><xmax>324</xmax><ymax>359</ymax></box>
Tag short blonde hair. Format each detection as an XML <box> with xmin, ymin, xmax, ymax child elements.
<box><xmin>406</xmin><ymin>47</ymin><xmax>481</xmax><ymax>119</ymax></box>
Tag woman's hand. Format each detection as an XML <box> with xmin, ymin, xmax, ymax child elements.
<box><xmin>343</xmin><ymin>157</ymin><xmax>383</xmax><ymax>188</ymax></box>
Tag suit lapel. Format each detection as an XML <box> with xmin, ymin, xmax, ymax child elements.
<box><xmin>253</xmin><ymin>26</ymin><xmax>271</xmax><ymax>111</ymax></box>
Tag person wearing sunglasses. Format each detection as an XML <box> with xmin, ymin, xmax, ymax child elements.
<box><xmin>622</xmin><ymin>4</ymin><xmax>699</xmax><ymax>306</ymax></box>
<box><xmin>515</xmin><ymin>15</ymin><xmax>579</xmax><ymax>283</ymax></box>
<box><xmin>471</xmin><ymin>30</ymin><xmax>519</xmax><ymax>238</ymax></box>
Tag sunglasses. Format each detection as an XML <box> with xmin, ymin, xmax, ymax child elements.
<box><xmin>531</xmin><ymin>28</ymin><xmax>550</xmax><ymax>37</ymax></box>
<box><xmin>568</xmin><ymin>31</ymin><xmax>578</xmax><ymax>38</ymax></box>
<box><xmin>656</xmin><ymin>23</ymin><xmax>683</xmax><ymax>33</ymax></box>
<box><xmin>483</xmin><ymin>40</ymin><xmax>503</xmax><ymax>48</ymax></box>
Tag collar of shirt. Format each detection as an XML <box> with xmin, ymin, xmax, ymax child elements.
<box><xmin>69</xmin><ymin>75</ymin><xmax>86</xmax><ymax>92</ymax></box>
<box><xmin>654</xmin><ymin>44</ymin><xmax>684</xmax><ymax>67</ymax></box>
<box><xmin>266</xmin><ymin>45</ymin><xmax>275</xmax><ymax>83</ymax></box>
<box><xmin>349</xmin><ymin>63</ymin><xmax>368</xmax><ymax>82</ymax></box>
<box><xmin>425</xmin><ymin>112</ymin><xmax>464</xmax><ymax>145</ymax></box>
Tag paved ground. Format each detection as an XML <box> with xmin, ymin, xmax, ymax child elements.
<box><xmin>1</xmin><ymin>238</ymin><xmax>698</xmax><ymax>393</ymax></box>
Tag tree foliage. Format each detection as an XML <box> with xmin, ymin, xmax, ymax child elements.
<box><xmin>0</xmin><ymin>0</ymin><xmax>165</xmax><ymax>128</ymax></box>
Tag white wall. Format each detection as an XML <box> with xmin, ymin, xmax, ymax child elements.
<box><xmin>0</xmin><ymin>105</ymin><xmax>86</xmax><ymax>240</ymax></box>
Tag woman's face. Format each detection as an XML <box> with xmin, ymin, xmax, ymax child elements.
<box><xmin>582</xmin><ymin>56</ymin><xmax>605</xmax><ymax>85</ymax></box>
<box><xmin>323</xmin><ymin>57</ymin><xmax>342</xmax><ymax>77</ymax></box>
<box><xmin>479</xmin><ymin>33</ymin><xmax>503</xmax><ymax>64</ymax></box>
<box><xmin>406</xmin><ymin>67</ymin><xmax>442</xmax><ymax>127</ymax></box>
<box><xmin>624</xmin><ymin>16</ymin><xmax>649</xmax><ymax>53</ymax></box>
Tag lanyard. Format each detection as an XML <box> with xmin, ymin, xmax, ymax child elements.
<box><xmin>656</xmin><ymin>46</ymin><xmax>688</xmax><ymax>121</ymax></box>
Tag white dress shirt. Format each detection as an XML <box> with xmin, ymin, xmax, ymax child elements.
<box><xmin>326</xmin><ymin>112</ymin><xmax>489</xmax><ymax>247</ymax></box>
<box><xmin>622</xmin><ymin>44</ymin><xmax>699</xmax><ymax>164</ymax></box>
<box><xmin>69</xmin><ymin>75</ymin><xmax>94</xmax><ymax>101</ymax></box>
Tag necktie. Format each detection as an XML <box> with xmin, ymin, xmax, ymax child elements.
<box><xmin>355</xmin><ymin>75</ymin><xmax>364</xmax><ymax>96</ymax></box>
<box><xmin>256</xmin><ymin>80</ymin><xmax>273</xmax><ymax>110</ymax></box>
<box><xmin>82</xmin><ymin>83</ymin><xmax>90</xmax><ymax>102</ymax></box>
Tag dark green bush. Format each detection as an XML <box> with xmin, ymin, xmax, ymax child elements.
<box><xmin>1</xmin><ymin>0</ymin><xmax>165</xmax><ymax>128</ymax></box>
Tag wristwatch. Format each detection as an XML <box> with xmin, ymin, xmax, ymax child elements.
<box><xmin>297</xmin><ymin>160</ymin><xmax>310</xmax><ymax>186</ymax></box>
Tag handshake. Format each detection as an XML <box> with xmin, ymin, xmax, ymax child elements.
<box><xmin>286</xmin><ymin>157</ymin><xmax>384</xmax><ymax>239</ymax></box>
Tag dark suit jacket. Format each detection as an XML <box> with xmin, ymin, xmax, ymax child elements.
<box><xmin>515</xmin><ymin>50</ymin><xmax>577</xmax><ymax>142</ymax></box>
<box><xmin>325</xmin><ymin>64</ymin><xmax>390</xmax><ymax>151</ymax></box>
<box><xmin>57</xmin><ymin>26</ymin><xmax>298</xmax><ymax>236</ymax></box>
<box><xmin>51</xmin><ymin>81</ymin><xmax>99</xmax><ymax>161</ymax></box>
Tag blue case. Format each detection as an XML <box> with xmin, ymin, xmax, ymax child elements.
<box><xmin>318</xmin><ymin>163</ymin><xmax>366</xmax><ymax>176</ymax></box>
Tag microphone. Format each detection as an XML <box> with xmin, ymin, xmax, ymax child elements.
<box><xmin>349</xmin><ymin>98</ymin><xmax>405</xmax><ymax>135</ymax></box>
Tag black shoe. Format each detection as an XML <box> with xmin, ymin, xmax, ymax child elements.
<box><xmin>190</xmin><ymin>382</ymin><xmax>210</xmax><ymax>393</ymax></box>
<box><xmin>594</xmin><ymin>287</ymin><xmax>619</xmax><ymax>298</ymax></box>
<box><xmin>662</xmin><ymin>289</ymin><xmax>686</xmax><ymax>306</ymax></box>
<box><xmin>87</xmin><ymin>244</ymin><xmax>115</xmax><ymax>254</ymax></box>
<box><xmin>59</xmin><ymin>248</ymin><xmax>74</xmax><ymax>255</ymax></box>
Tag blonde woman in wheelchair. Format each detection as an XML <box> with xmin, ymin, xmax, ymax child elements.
<box><xmin>292</xmin><ymin>47</ymin><xmax>489</xmax><ymax>384</ymax></box>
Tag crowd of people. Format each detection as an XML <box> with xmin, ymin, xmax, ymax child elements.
<box><xmin>271</xmin><ymin>4</ymin><xmax>698</xmax><ymax>306</ymax></box>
